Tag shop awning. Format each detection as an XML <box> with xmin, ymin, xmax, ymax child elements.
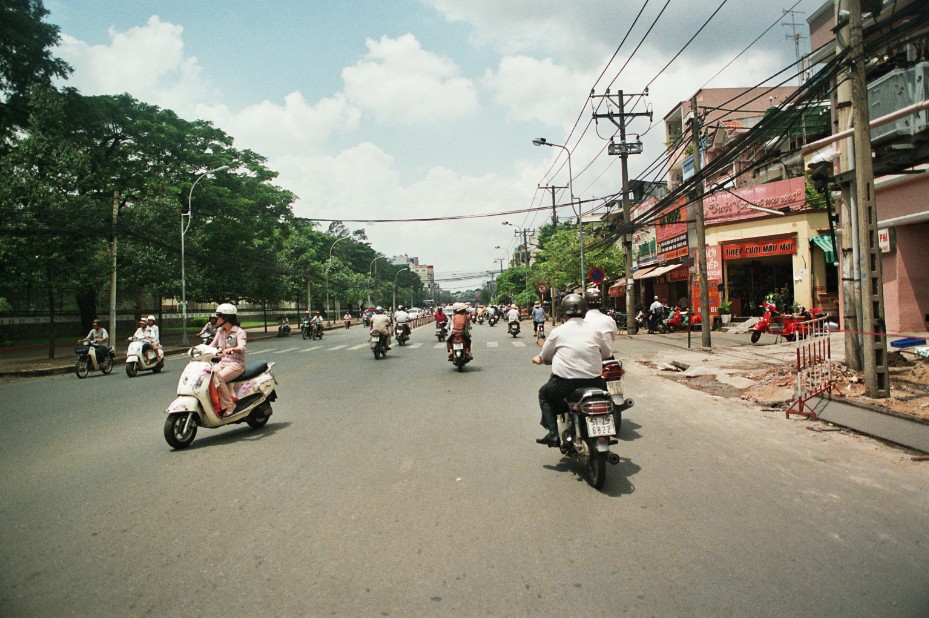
<box><xmin>811</xmin><ymin>235</ymin><xmax>836</xmax><ymax>265</ymax></box>
<box><xmin>608</xmin><ymin>279</ymin><xmax>626</xmax><ymax>296</ymax></box>
<box><xmin>631</xmin><ymin>266</ymin><xmax>658</xmax><ymax>280</ymax></box>
<box><xmin>645</xmin><ymin>263</ymin><xmax>683</xmax><ymax>279</ymax></box>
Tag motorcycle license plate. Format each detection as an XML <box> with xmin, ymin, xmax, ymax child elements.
<box><xmin>586</xmin><ymin>415</ymin><xmax>616</xmax><ymax>437</ymax></box>
<box><xmin>370</xmin><ymin>337</ymin><xmax>379</xmax><ymax>344</ymax></box>
<box><xmin>453</xmin><ymin>343</ymin><xmax>464</xmax><ymax>350</ymax></box>
<box><xmin>606</xmin><ymin>380</ymin><xmax>624</xmax><ymax>396</ymax></box>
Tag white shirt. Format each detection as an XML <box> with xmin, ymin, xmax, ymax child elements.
<box><xmin>649</xmin><ymin>300</ymin><xmax>663</xmax><ymax>312</ymax></box>
<box><xmin>394</xmin><ymin>310</ymin><xmax>409</xmax><ymax>323</ymax></box>
<box><xmin>538</xmin><ymin>318</ymin><xmax>612</xmax><ymax>380</ymax></box>
<box><xmin>584</xmin><ymin>308</ymin><xmax>618</xmax><ymax>353</ymax></box>
<box><xmin>144</xmin><ymin>324</ymin><xmax>160</xmax><ymax>344</ymax></box>
<box><xmin>506</xmin><ymin>309</ymin><xmax>520</xmax><ymax>322</ymax></box>
<box><xmin>132</xmin><ymin>327</ymin><xmax>147</xmax><ymax>340</ymax></box>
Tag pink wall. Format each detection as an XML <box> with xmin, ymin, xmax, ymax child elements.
<box><xmin>888</xmin><ymin>222</ymin><xmax>929</xmax><ymax>333</ymax></box>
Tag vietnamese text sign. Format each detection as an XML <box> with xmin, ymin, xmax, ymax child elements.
<box><xmin>722</xmin><ymin>237</ymin><xmax>796</xmax><ymax>260</ymax></box>
<box><xmin>703</xmin><ymin>177</ymin><xmax>805</xmax><ymax>224</ymax></box>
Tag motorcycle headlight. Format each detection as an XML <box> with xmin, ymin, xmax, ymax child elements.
<box><xmin>189</xmin><ymin>347</ymin><xmax>202</xmax><ymax>361</ymax></box>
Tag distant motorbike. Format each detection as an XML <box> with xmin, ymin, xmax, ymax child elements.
<box><xmin>301</xmin><ymin>320</ymin><xmax>312</xmax><ymax>340</ymax></box>
<box><xmin>488</xmin><ymin>314</ymin><xmax>498</xmax><ymax>327</ymax></box>
<box><xmin>535</xmin><ymin>320</ymin><xmax>546</xmax><ymax>340</ymax></box>
<box><xmin>311</xmin><ymin>322</ymin><xmax>324</xmax><ymax>340</ymax></box>
<box><xmin>750</xmin><ymin>302</ymin><xmax>824</xmax><ymax>343</ymax></box>
<box><xmin>344</xmin><ymin>317</ymin><xmax>352</xmax><ymax>329</ymax></box>
<box><xmin>370</xmin><ymin>331</ymin><xmax>389</xmax><ymax>359</ymax></box>
<box><xmin>508</xmin><ymin>320</ymin><xmax>521</xmax><ymax>337</ymax></box>
<box><xmin>163</xmin><ymin>344</ymin><xmax>277</xmax><ymax>450</ymax></box>
<box><xmin>435</xmin><ymin>321</ymin><xmax>448</xmax><ymax>341</ymax></box>
<box><xmin>74</xmin><ymin>341</ymin><xmax>115</xmax><ymax>379</ymax></box>
<box><xmin>477</xmin><ymin>314</ymin><xmax>484</xmax><ymax>325</ymax></box>
<box><xmin>277</xmin><ymin>321</ymin><xmax>291</xmax><ymax>337</ymax></box>
<box><xmin>394</xmin><ymin>322</ymin><xmax>410</xmax><ymax>346</ymax></box>
<box><xmin>448</xmin><ymin>332</ymin><xmax>471</xmax><ymax>372</ymax></box>
<box><xmin>125</xmin><ymin>336</ymin><xmax>164</xmax><ymax>377</ymax></box>
<box><xmin>646</xmin><ymin>305</ymin><xmax>669</xmax><ymax>334</ymax></box>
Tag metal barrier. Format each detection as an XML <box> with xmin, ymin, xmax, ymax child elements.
<box><xmin>786</xmin><ymin>316</ymin><xmax>834</xmax><ymax>419</ymax></box>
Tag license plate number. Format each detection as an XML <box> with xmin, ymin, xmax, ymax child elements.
<box><xmin>586</xmin><ymin>415</ymin><xmax>616</xmax><ymax>437</ymax></box>
<box><xmin>607</xmin><ymin>380</ymin><xmax>624</xmax><ymax>396</ymax></box>
<box><xmin>453</xmin><ymin>343</ymin><xmax>463</xmax><ymax>350</ymax></box>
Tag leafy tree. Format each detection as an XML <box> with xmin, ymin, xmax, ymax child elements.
<box><xmin>530</xmin><ymin>226</ymin><xmax>624</xmax><ymax>291</ymax></box>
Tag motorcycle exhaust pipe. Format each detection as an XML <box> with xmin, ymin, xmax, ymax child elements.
<box><xmin>607</xmin><ymin>453</ymin><xmax>620</xmax><ymax>465</ymax></box>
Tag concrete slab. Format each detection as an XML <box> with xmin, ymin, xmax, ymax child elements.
<box><xmin>808</xmin><ymin>396</ymin><xmax>929</xmax><ymax>453</ymax></box>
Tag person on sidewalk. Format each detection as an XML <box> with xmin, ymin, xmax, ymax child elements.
<box><xmin>211</xmin><ymin>303</ymin><xmax>246</xmax><ymax>417</ymax></box>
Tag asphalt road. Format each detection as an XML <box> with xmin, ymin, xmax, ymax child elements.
<box><xmin>1</xmin><ymin>321</ymin><xmax>927</xmax><ymax>616</ymax></box>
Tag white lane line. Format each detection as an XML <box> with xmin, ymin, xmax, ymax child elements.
<box><xmin>433</xmin><ymin>343</ymin><xmax>445</xmax><ymax>349</ymax></box>
<box><xmin>487</xmin><ymin>341</ymin><xmax>499</xmax><ymax>347</ymax></box>
<box><xmin>348</xmin><ymin>343</ymin><xmax>368</xmax><ymax>350</ymax></box>
<box><xmin>408</xmin><ymin>343</ymin><xmax>422</xmax><ymax>349</ymax></box>
<box><xmin>511</xmin><ymin>341</ymin><xmax>526</xmax><ymax>347</ymax></box>
<box><xmin>250</xmin><ymin>349</ymin><xmax>268</xmax><ymax>356</ymax></box>
<box><xmin>328</xmin><ymin>345</ymin><xmax>348</xmax><ymax>351</ymax></box>
<box><xmin>275</xmin><ymin>347</ymin><xmax>300</xmax><ymax>354</ymax></box>
<box><xmin>301</xmin><ymin>346</ymin><xmax>323</xmax><ymax>352</ymax></box>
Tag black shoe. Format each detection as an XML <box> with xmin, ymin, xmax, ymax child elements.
<box><xmin>535</xmin><ymin>433</ymin><xmax>558</xmax><ymax>446</ymax></box>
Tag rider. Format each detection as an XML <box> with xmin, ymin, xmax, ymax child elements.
<box><xmin>343</xmin><ymin>311</ymin><xmax>352</xmax><ymax>327</ymax></box>
<box><xmin>198</xmin><ymin>314</ymin><xmax>218</xmax><ymax>342</ymax></box>
<box><xmin>447</xmin><ymin>302</ymin><xmax>472</xmax><ymax>359</ymax></box>
<box><xmin>531</xmin><ymin>301</ymin><xmax>546</xmax><ymax>335</ymax></box>
<box><xmin>81</xmin><ymin>319</ymin><xmax>109</xmax><ymax>358</ymax></box>
<box><xmin>394</xmin><ymin>305</ymin><xmax>411</xmax><ymax>338</ymax></box>
<box><xmin>143</xmin><ymin>314</ymin><xmax>161</xmax><ymax>362</ymax></box>
<box><xmin>434</xmin><ymin>306</ymin><xmax>448</xmax><ymax>328</ymax></box>
<box><xmin>131</xmin><ymin>319</ymin><xmax>147</xmax><ymax>340</ymax></box>
<box><xmin>583</xmin><ymin>287</ymin><xmax>618</xmax><ymax>356</ymax></box>
<box><xmin>310</xmin><ymin>310</ymin><xmax>324</xmax><ymax>336</ymax></box>
<box><xmin>531</xmin><ymin>294</ymin><xmax>612</xmax><ymax>446</ymax></box>
<box><xmin>369</xmin><ymin>306</ymin><xmax>392</xmax><ymax>349</ymax></box>
<box><xmin>648</xmin><ymin>295</ymin><xmax>664</xmax><ymax>331</ymax></box>
<box><xmin>212</xmin><ymin>303</ymin><xmax>247</xmax><ymax>417</ymax></box>
<box><xmin>506</xmin><ymin>304</ymin><xmax>520</xmax><ymax>327</ymax></box>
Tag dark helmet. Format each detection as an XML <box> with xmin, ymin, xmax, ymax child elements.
<box><xmin>584</xmin><ymin>287</ymin><xmax>603</xmax><ymax>308</ymax></box>
<box><xmin>560</xmin><ymin>293</ymin><xmax>587</xmax><ymax>318</ymax></box>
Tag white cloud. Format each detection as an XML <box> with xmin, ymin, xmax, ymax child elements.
<box><xmin>341</xmin><ymin>33</ymin><xmax>479</xmax><ymax>124</ymax></box>
<box><xmin>56</xmin><ymin>16</ymin><xmax>215</xmax><ymax>117</ymax></box>
<box><xmin>483</xmin><ymin>55</ymin><xmax>594</xmax><ymax>125</ymax></box>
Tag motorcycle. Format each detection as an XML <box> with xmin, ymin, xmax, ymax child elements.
<box><xmin>301</xmin><ymin>320</ymin><xmax>311</xmax><ymax>340</ymax></box>
<box><xmin>665</xmin><ymin>306</ymin><xmax>690</xmax><ymax>333</ymax></box>
<box><xmin>634</xmin><ymin>309</ymin><xmax>648</xmax><ymax>332</ymax></box>
<box><xmin>435</xmin><ymin>321</ymin><xmax>448</xmax><ymax>341</ymax></box>
<box><xmin>646</xmin><ymin>305</ymin><xmax>669</xmax><ymax>334</ymax></box>
<box><xmin>344</xmin><ymin>317</ymin><xmax>351</xmax><ymax>329</ymax></box>
<box><xmin>508</xmin><ymin>320</ymin><xmax>521</xmax><ymax>337</ymax></box>
<box><xmin>74</xmin><ymin>341</ymin><xmax>115</xmax><ymax>379</ymax></box>
<box><xmin>370</xmin><ymin>331</ymin><xmax>389</xmax><ymax>359</ymax></box>
<box><xmin>125</xmin><ymin>336</ymin><xmax>164</xmax><ymax>377</ymax></box>
<box><xmin>535</xmin><ymin>320</ymin><xmax>546</xmax><ymax>340</ymax></box>
<box><xmin>394</xmin><ymin>322</ymin><xmax>410</xmax><ymax>346</ymax></box>
<box><xmin>163</xmin><ymin>344</ymin><xmax>277</xmax><ymax>450</ymax></box>
<box><xmin>277</xmin><ymin>321</ymin><xmax>291</xmax><ymax>337</ymax></box>
<box><xmin>477</xmin><ymin>314</ymin><xmax>484</xmax><ymax>325</ymax></box>
<box><xmin>311</xmin><ymin>321</ymin><xmax>324</xmax><ymax>340</ymax></box>
<box><xmin>448</xmin><ymin>332</ymin><xmax>471</xmax><ymax>371</ymax></box>
<box><xmin>488</xmin><ymin>314</ymin><xmax>498</xmax><ymax>327</ymax></box>
<box><xmin>750</xmin><ymin>302</ymin><xmax>823</xmax><ymax>343</ymax></box>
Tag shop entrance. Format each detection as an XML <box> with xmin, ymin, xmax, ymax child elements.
<box><xmin>725</xmin><ymin>255</ymin><xmax>794</xmax><ymax>316</ymax></box>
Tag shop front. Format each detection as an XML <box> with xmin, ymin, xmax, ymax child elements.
<box><xmin>722</xmin><ymin>236</ymin><xmax>798</xmax><ymax>316</ymax></box>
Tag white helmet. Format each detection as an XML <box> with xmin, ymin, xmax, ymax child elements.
<box><xmin>215</xmin><ymin>303</ymin><xmax>237</xmax><ymax>318</ymax></box>
<box><xmin>146</xmin><ymin>315</ymin><xmax>156</xmax><ymax>322</ymax></box>
<box><xmin>453</xmin><ymin>302</ymin><xmax>466</xmax><ymax>311</ymax></box>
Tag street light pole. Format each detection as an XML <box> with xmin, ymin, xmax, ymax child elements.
<box><xmin>533</xmin><ymin>138</ymin><xmax>582</xmax><ymax>287</ymax></box>
<box><xmin>393</xmin><ymin>267</ymin><xmax>410</xmax><ymax>311</ymax></box>
<box><xmin>325</xmin><ymin>236</ymin><xmax>347</xmax><ymax>325</ymax></box>
<box><xmin>181</xmin><ymin>165</ymin><xmax>229</xmax><ymax>345</ymax></box>
<box><xmin>368</xmin><ymin>255</ymin><xmax>388</xmax><ymax>307</ymax></box>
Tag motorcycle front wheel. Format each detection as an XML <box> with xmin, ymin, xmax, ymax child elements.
<box><xmin>302</xmin><ymin>329</ymin><xmax>309</xmax><ymax>340</ymax></box>
<box><xmin>585</xmin><ymin>449</ymin><xmax>607</xmax><ymax>490</ymax></box>
<box><xmin>164</xmin><ymin>412</ymin><xmax>197</xmax><ymax>449</ymax></box>
<box><xmin>750</xmin><ymin>330</ymin><xmax>762</xmax><ymax>344</ymax></box>
<box><xmin>75</xmin><ymin>357</ymin><xmax>89</xmax><ymax>379</ymax></box>
<box><xmin>125</xmin><ymin>361</ymin><xmax>138</xmax><ymax>377</ymax></box>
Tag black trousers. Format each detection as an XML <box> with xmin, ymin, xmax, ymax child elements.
<box><xmin>538</xmin><ymin>375</ymin><xmax>607</xmax><ymax>434</ymax></box>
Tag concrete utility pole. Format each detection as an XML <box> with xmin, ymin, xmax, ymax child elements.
<box><xmin>690</xmin><ymin>97</ymin><xmax>712</xmax><ymax>348</ymax></box>
<box><xmin>592</xmin><ymin>89</ymin><xmax>650</xmax><ymax>335</ymax></box>
<box><xmin>847</xmin><ymin>0</ymin><xmax>889</xmax><ymax>397</ymax></box>
<box><xmin>539</xmin><ymin>184</ymin><xmax>566</xmax><ymax>229</ymax></box>
<box><xmin>109</xmin><ymin>191</ymin><xmax>119</xmax><ymax>342</ymax></box>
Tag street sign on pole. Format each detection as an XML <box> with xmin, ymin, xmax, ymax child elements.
<box><xmin>536</xmin><ymin>284</ymin><xmax>547</xmax><ymax>296</ymax></box>
<box><xmin>588</xmin><ymin>267</ymin><xmax>606</xmax><ymax>284</ymax></box>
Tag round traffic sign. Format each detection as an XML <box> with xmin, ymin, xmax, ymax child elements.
<box><xmin>537</xmin><ymin>284</ymin><xmax>547</xmax><ymax>295</ymax></box>
<box><xmin>588</xmin><ymin>267</ymin><xmax>606</xmax><ymax>283</ymax></box>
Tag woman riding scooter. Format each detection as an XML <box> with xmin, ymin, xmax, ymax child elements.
<box><xmin>212</xmin><ymin>303</ymin><xmax>247</xmax><ymax>417</ymax></box>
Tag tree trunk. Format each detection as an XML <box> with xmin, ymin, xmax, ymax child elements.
<box><xmin>46</xmin><ymin>267</ymin><xmax>56</xmax><ymax>359</ymax></box>
<box><xmin>75</xmin><ymin>285</ymin><xmax>98</xmax><ymax>334</ymax></box>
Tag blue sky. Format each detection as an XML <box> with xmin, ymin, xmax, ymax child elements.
<box><xmin>45</xmin><ymin>0</ymin><xmax>825</xmax><ymax>291</ymax></box>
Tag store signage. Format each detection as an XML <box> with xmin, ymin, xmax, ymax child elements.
<box><xmin>656</xmin><ymin>196</ymin><xmax>688</xmax><ymax>261</ymax></box>
<box><xmin>702</xmin><ymin>245</ymin><xmax>723</xmax><ymax>280</ymax></box>
<box><xmin>668</xmin><ymin>265</ymin><xmax>689</xmax><ymax>282</ymax></box>
<box><xmin>703</xmin><ymin>177</ymin><xmax>805</xmax><ymax>225</ymax></box>
<box><xmin>722</xmin><ymin>237</ymin><xmax>796</xmax><ymax>260</ymax></box>
<box><xmin>878</xmin><ymin>227</ymin><xmax>895</xmax><ymax>253</ymax></box>
<box><xmin>691</xmin><ymin>280</ymin><xmax>720</xmax><ymax>316</ymax></box>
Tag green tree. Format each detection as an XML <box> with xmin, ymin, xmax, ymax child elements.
<box><xmin>531</xmin><ymin>226</ymin><xmax>625</xmax><ymax>291</ymax></box>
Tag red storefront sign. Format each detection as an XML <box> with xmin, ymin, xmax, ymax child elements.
<box><xmin>703</xmin><ymin>177</ymin><xmax>805</xmax><ymax>224</ymax></box>
<box><xmin>722</xmin><ymin>237</ymin><xmax>796</xmax><ymax>260</ymax></box>
<box><xmin>691</xmin><ymin>279</ymin><xmax>720</xmax><ymax>316</ymax></box>
<box><xmin>656</xmin><ymin>196</ymin><xmax>688</xmax><ymax>262</ymax></box>
<box><xmin>668</xmin><ymin>265</ymin><xmax>689</xmax><ymax>281</ymax></box>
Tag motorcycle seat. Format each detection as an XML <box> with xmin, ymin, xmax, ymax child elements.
<box><xmin>238</xmin><ymin>360</ymin><xmax>269</xmax><ymax>381</ymax></box>
<box><xmin>566</xmin><ymin>386</ymin><xmax>610</xmax><ymax>406</ymax></box>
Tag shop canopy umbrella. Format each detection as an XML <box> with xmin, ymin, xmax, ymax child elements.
<box><xmin>811</xmin><ymin>235</ymin><xmax>836</xmax><ymax>266</ymax></box>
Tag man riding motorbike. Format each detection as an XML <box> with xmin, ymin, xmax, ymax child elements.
<box><xmin>434</xmin><ymin>306</ymin><xmax>448</xmax><ymax>327</ymax></box>
<box><xmin>369</xmin><ymin>306</ymin><xmax>392</xmax><ymax>349</ymax></box>
<box><xmin>447</xmin><ymin>302</ymin><xmax>472</xmax><ymax>360</ymax></box>
<box><xmin>198</xmin><ymin>314</ymin><xmax>218</xmax><ymax>343</ymax></box>
<box><xmin>394</xmin><ymin>305</ymin><xmax>411</xmax><ymax>339</ymax></box>
<box><xmin>142</xmin><ymin>314</ymin><xmax>161</xmax><ymax>362</ymax></box>
<box><xmin>531</xmin><ymin>294</ymin><xmax>612</xmax><ymax>446</ymax></box>
<box><xmin>583</xmin><ymin>287</ymin><xmax>618</xmax><ymax>356</ymax></box>
<box><xmin>648</xmin><ymin>295</ymin><xmax>665</xmax><ymax>332</ymax></box>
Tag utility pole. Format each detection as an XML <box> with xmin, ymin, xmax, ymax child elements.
<box><xmin>592</xmin><ymin>89</ymin><xmax>651</xmax><ymax>334</ymax></box>
<box><xmin>690</xmin><ymin>97</ymin><xmax>712</xmax><ymax>348</ymax></box>
<box><xmin>109</xmin><ymin>191</ymin><xmax>119</xmax><ymax>342</ymax></box>
<box><xmin>847</xmin><ymin>0</ymin><xmax>889</xmax><ymax>397</ymax></box>
<box><xmin>539</xmin><ymin>184</ymin><xmax>566</xmax><ymax>229</ymax></box>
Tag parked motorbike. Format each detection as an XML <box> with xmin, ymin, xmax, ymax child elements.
<box><xmin>74</xmin><ymin>341</ymin><xmax>115</xmax><ymax>379</ymax></box>
<box><xmin>488</xmin><ymin>314</ymin><xmax>498</xmax><ymax>327</ymax></box>
<box><xmin>750</xmin><ymin>302</ymin><xmax>823</xmax><ymax>343</ymax></box>
<box><xmin>435</xmin><ymin>322</ymin><xmax>448</xmax><ymax>341</ymax></box>
<box><xmin>394</xmin><ymin>322</ymin><xmax>410</xmax><ymax>346</ymax></box>
<box><xmin>665</xmin><ymin>306</ymin><xmax>689</xmax><ymax>333</ymax></box>
<box><xmin>448</xmin><ymin>332</ymin><xmax>471</xmax><ymax>372</ymax></box>
<box><xmin>125</xmin><ymin>336</ymin><xmax>164</xmax><ymax>377</ymax></box>
<box><xmin>634</xmin><ymin>309</ymin><xmax>648</xmax><ymax>332</ymax></box>
<box><xmin>508</xmin><ymin>320</ymin><xmax>521</xmax><ymax>337</ymax></box>
<box><xmin>163</xmin><ymin>344</ymin><xmax>277</xmax><ymax>450</ymax></box>
<box><xmin>370</xmin><ymin>331</ymin><xmax>389</xmax><ymax>359</ymax></box>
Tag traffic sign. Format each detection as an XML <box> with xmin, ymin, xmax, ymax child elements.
<box><xmin>536</xmin><ymin>284</ymin><xmax>547</xmax><ymax>295</ymax></box>
<box><xmin>588</xmin><ymin>267</ymin><xmax>606</xmax><ymax>283</ymax></box>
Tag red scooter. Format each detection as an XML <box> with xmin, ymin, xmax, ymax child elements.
<box><xmin>750</xmin><ymin>302</ymin><xmax>823</xmax><ymax>343</ymax></box>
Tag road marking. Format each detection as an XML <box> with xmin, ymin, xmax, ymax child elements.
<box><xmin>348</xmin><ymin>343</ymin><xmax>368</xmax><ymax>350</ymax></box>
<box><xmin>301</xmin><ymin>346</ymin><xmax>323</xmax><ymax>352</ymax></box>
<box><xmin>433</xmin><ymin>343</ymin><xmax>445</xmax><ymax>349</ymax></box>
<box><xmin>328</xmin><ymin>345</ymin><xmax>348</xmax><ymax>351</ymax></box>
<box><xmin>275</xmin><ymin>347</ymin><xmax>299</xmax><ymax>354</ymax></box>
<box><xmin>511</xmin><ymin>341</ymin><xmax>526</xmax><ymax>347</ymax></box>
<box><xmin>487</xmin><ymin>341</ymin><xmax>499</xmax><ymax>347</ymax></box>
<box><xmin>408</xmin><ymin>343</ymin><xmax>422</xmax><ymax>349</ymax></box>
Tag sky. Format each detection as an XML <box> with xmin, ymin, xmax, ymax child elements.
<box><xmin>45</xmin><ymin>0</ymin><xmax>827</xmax><ymax>292</ymax></box>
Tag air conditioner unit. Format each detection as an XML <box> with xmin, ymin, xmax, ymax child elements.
<box><xmin>868</xmin><ymin>62</ymin><xmax>929</xmax><ymax>143</ymax></box>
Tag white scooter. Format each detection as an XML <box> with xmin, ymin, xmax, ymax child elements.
<box><xmin>125</xmin><ymin>336</ymin><xmax>164</xmax><ymax>377</ymax></box>
<box><xmin>163</xmin><ymin>344</ymin><xmax>277</xmax><ymax>450</ymax></box>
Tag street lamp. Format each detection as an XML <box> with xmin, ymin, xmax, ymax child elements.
<box><xmin>368</xmin><ymin>255</ymin><xmax>389</xmax><ymax>307</ymax></box>
<box><xmin>533</xmin><ymin>137</ymin><xmax>583</xmax><ymax>286</ymax></box>
<box><xmin>392</xmin><ymin>267</ymin><xmax>410</xmax><ymax>312</ymax></box>
<box><xmin>181</xmin><ymin>165</ymin><xmax>229</xmax><ymax>345</ymax></box>
<box><xmin>325</xmin><ymin>236</ymin><xmax>347</xmax><ymax>325</ymax></box>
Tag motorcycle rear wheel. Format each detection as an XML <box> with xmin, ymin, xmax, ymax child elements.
<box><xmin>125</xmin><ymin>361</ymin><xmax>138</xmax><ymax>377</ymax></box>
<box><xmin>164</xmin><ymin>412</ymin><xmax>197</xmax><ymax>449</ymax></box>
<box><xmin>585</xmin><ymin>449</ymin><xmax>607</xmax><ymax>490</ymax></box>
<box><xmin>152</xmin><ymin>361</ymin><xmax>163</xmax><ymax>373</ymax></box>
<box><xmin>750</xmin><ymin>330</ymin><xmax>762</xmax><ymax>344</ymax></box>
<box><xmin>100</xmin><ymin>355</ymin><xmax>114</xmax><ymax>374</ymax></box>
<box><xmin>373</xmin><ymin>347</ymin><xmax>382</xmax><ymax>360</ymax></box>
<box><xmin>246</xmin><ymin>402</ymin><xmax>271</xmax><ymax>429</ymax></box>
<box><xmin>75</xmin><ymin>357</ymin><xmax>89</xmax><ymax>379</ymax></box>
